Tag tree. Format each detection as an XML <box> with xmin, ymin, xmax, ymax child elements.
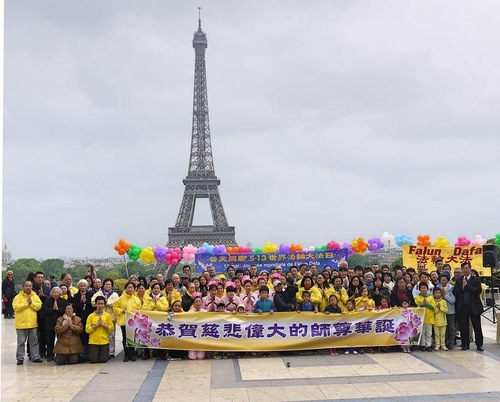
<box><xmin>40</xmin><ymin>259</ymin><xmax>65</xmax><ymax>279</ymax></box>
<box><xmin>391</xmin><ymin>258</ymin><xmax>403</xmax><ymax>270</ymax></box>
<box><xmin>347</xmin><ymin>254</ymin><xmax>371</xmax><ymax>267</ymax></box>
<box><xmin>8</xmin><ymin>259</ymin><xmax>41</xmax><ymax>285</ymax></box>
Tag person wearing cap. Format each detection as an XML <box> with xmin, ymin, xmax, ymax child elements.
<box><xmin>364</xmin><ymin>272</ymin><xmax>375</xmax><ymax>290</ymax></box>
<box><xmin>179</xmin><ymin>273</ymin><xmax>190</xmax><ymax>297</ymax></box>
<box><xmin>272</xmin><ymin>280</ymin><xmax>291</xmax><ymax>312</ymax></box>
<box><xmin>3</xmin><ymin>270</ymin><xmax>16</xmax><ymax>319</ymax></box>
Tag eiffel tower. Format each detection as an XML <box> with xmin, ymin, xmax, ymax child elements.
<box><xmin>167</xmin><ymin>13</ymin><xmax>237</xmax><ymax>248</ymax></box>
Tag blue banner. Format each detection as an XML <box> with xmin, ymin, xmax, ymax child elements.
<box><xmin>194</xmin><ymin>249</ymin><xmax>348</xmax><ymax>273</ymax></box>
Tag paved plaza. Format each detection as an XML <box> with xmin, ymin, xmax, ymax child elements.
<box><xmin>1</xmin><ymin>315</ymin><xmax>499</xmax><ymax>402</ymax></box>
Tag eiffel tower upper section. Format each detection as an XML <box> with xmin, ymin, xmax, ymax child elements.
<box><xmin>167</xmin><ymin>14</ymin><xmax>237</xmax><ymax>248</ymax></box>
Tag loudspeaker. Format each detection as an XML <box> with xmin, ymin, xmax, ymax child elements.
<box><xmin>482</xmin><ymin>244</ymin><xmax>499</xmax><ymax>268</ymax></box>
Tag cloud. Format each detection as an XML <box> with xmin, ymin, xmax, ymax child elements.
<box><xmin>3</xmin><ymin>1</ymin><xmax>500</xmax><ymax>258</ymax></box>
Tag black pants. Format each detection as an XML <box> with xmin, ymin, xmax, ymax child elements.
<box><xmin>3</xmin><ymin>299</ymin><xmax>13</xmax><ymax>317</ymax></box>
<box><xmin>44</xmin><ymin>328</ymin><xmax>56</xmax><ymax>358</ymax></box>
<box><xmin>37</xmin><ymin>318</ymin><xmax>46</xmax><ymax>356</ymax></box>
<box><xmin>120</xmin><ymin>325</ymin><xmax>134</xmax><ymax>356</ymax></box>
<box><xmin>458</xmin><ymin>305</ymin><xmax>483</xmax><ymax>348</ymax></box>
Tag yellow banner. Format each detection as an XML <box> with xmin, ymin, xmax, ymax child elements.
<box><xmin>125</xmin><ymin>308</ymin><xmax>425</xmax><ymax>351</ymax></box>
<box><xmin>402</xmin><ymin>245</ymin><xmax>491</xmax><ymax>277</ymax></box>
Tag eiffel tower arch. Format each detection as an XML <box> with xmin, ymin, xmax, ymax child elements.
<box><xmin>167</xmin><ymin>13</ymin><xmax>237</xmax><ymax>249</ymax></box>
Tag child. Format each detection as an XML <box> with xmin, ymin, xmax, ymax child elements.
<box><xmin>167</xmin><ymin>301</ymin><xmax>185</xmax><ymax>361</ymax></box>
<box><xmin>85</xmin><ymin>296</ymin><xmax>114</xmax><ymax>363</ymax></box>
<box><xmin>253</xmin><ymin>286</ymin><xmax>274</xmax><ymax>357</ymax></box>
<box><xmin>401</xmin><ymin>299</ymin><xmax>411</xmax><ymax>353</ymax></box>
<box><xmin>324</xmin><ymin>294</ymin><xmax>341</xmax><ymax>356</ymax></box>
<box><xmin>234</xmin><ymin>304</ymin><xmax>248</xmax><ymax>358</ymax></box>
<box><xmin>343</xmin><ymin>300</ymin><xmax>358</xmax><ymax>355</ymax></box>
<box><xmin>414</xmin><ymin>282</ymin><xmax>436</xmax><ymax>352</ymax></box>
<box><xmin>216</xmin><ymin>302</ymin><xmax>227</xmax><ymax>312</ymax></box>
<box><xmin>240</xmin><ymin>278</ymin><xmax>256</xmax><ymax>312</ymax></box>
<box><xmin>433</xmin><ymin>287</ymin><xmax>449</xmax><ymax>351</ymax></box>
<box><xmin>355</xmin><ymin>287</ymin><xmax>375</xmax><ymax>312</ymax></box>
<box><xmin>324</xmin><ymin>294</ymin><xmax>342</xmax><ymax>314</ymax></box>
<box><xmin>374</xmin><ymin>297</ymin><xmax>391</xmax><ymax>354</ymax></box>
<box><xmin>377</xmin><ymin>297</ymin><xmax>391</xmax><ymax>310</ymax></box>
<box><xmin>331</xmin><ymin>277</ymin><xmax>349</xmax><ymax>312</ymax></box>
<box><xmin>188</xmin><ymin>295</ymin><xmax>206</xmax><ymax>360</ymax></box>
<box><xmin>439</xmin><ymin>274</ymin><xmax>456</xmax><ymax>349</ymax></box>
<box><xmin>253</xmin><ymin>286</ymin><xmax>275</xmax><ymax>314</ymax></box>
<box><xmin>297</xmin><ymin>291</ymin><xmax>317</xmax><ymax>312</ymax></box>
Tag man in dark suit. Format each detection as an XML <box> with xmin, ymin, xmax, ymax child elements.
<box><xmin>452</xmin><ymin>262</ymin><xmax>484</xmax><ymax>351</ymax></box>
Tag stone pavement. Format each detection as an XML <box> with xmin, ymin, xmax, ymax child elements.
<box><xmin>1</xmin><ymin>315</ymin><xmax>499</xmax><ymax>402</ymax></box>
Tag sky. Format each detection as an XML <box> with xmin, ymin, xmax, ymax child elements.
<box><xmin>3</xmin><ymin>0</ymin><xmax>500</xmax><ymax>259</ymax></box>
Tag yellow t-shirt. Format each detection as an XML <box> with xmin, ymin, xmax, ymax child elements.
<box><xmin>86</xmin><ymin>311</ymin><xmax>114</xmax><ymax>345</ymax></box>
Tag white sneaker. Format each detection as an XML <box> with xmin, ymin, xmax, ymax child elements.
<box><xmin>434</xmin><ymin>347</ymin><xmax>439</xmax><ymax>351</ymax></box>
<box><xmin>441</xmin><ymin>346</ymin><xmax>448</xmax><ymax>351</ymax></box>
<box><xmin>344</xmin><ymin>351</ymin><xmax>350</xmax><ymax>355</ymax></box>
<box><xmin>353</xmin><ymin>351</ymin><xmax>358</xmax><ymax>355</ymax></box>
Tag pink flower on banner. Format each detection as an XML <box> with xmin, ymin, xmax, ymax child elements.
<box><xmin>136</xmin><ymin>328</ymin><xmax>151</xmax><ymax>344</ymax></box>
<box><xmin>128</xmin><ymin>312</ymin><xmax>152</xmax><ymax>333</ymax></box>
<box><xmin>394</xmin><ymin>310</ymin><xmax>421</xmax><ymax>344</ymax></box>
<box><xmin>394</xmin><ymin>322</ymin><xmax>413</xmax><ymax>344</ymax></box>
<box><xmin>409</xmin><ymin>313</ymin><xmax>422</xmax><ymax>327</ymax></box>
<box><xmin>150</xmin><ymin>337</ymin><xmax>161</xmax><ymax>348</ymax></box>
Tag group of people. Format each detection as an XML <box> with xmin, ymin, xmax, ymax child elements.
<box><xmin>7</xmin><ymin>258</ymin><xmax>485</xmax><ymax>365</ymax></box>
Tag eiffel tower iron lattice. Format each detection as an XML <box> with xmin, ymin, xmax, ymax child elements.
<box><xmin>167</xmin><ymin>14</ymin><xmax>237</xmax><ymax>248</ymax></box>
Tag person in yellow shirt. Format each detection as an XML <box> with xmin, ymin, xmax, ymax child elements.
<box><xmin>162</xmin><ymin>279</ymin><xmax>182</xmax><ymax>308</ymax></box>
<box><xmin>414</xmin><ymin>282</ymin><xmax>436</xmax><ymax>352</ymax></box>
<box><xmin>433</xmin><ymin>287</ymin><xmax>449</xmax><ymax>351</ymax></box>
<box><xmin>355</xmin><ymin>287</ymin><xmax>375</xmax><ymax>312</ymax></box>
<box><xmin>142</xmin><ymin>283</ymin><xmax>169</xmax><ymax>360</ymax></box>
<box><xmin>342</xmin><ymin>299</ymin><xmax>359</xmax><ymax>355</ymax></box>
<box><xmin>91</xmin><ymin>278</ymin><xmax>120</xmax><ymax>359</ymax></box>
<box><xmin>113</xmin><ymin>282</ymin><xmax>142</xmax><ymax>362</ymax></box>
<box><xmin>331</xmin><ymin>276</ymin><xmax>349</xmax><ymax>312</ymax></box>
<box><xmin>86</xmin><ymin>296</ymin><xmax>114</xmax><ymax>363</ymax></box>
<box><xmin>60</xmin><ymin>273</ymin><xmax>79</xmax><ymax>297</ymax></box>
<box><xmin>313</xmin><ymin>273</ymin><xmax>334</xmax><ymax>313</ymax></box>
<box><xmin>295</xmin><ymin>275</ymin><xmax>322</xmax><ymax>311</ymax></box>
<box><xmin>13</xmin><ymin>280</ymin><xmax>43</xmax><ymax>365</ymax></box>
